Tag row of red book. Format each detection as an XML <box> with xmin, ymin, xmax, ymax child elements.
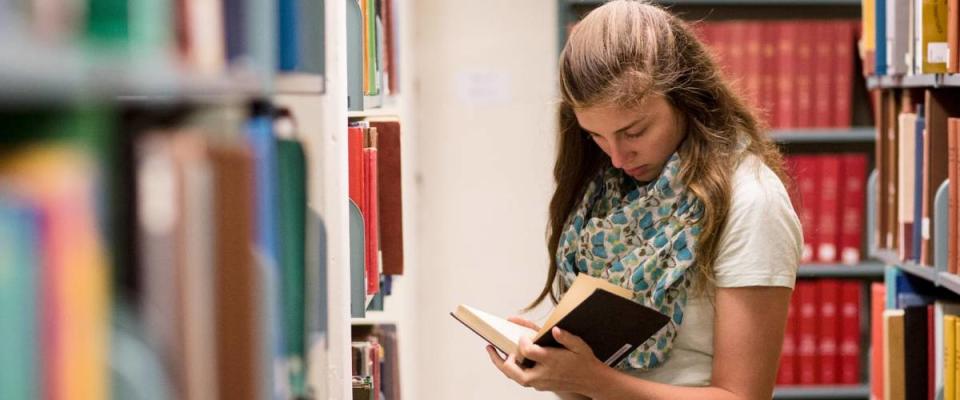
<box><xmin>694</xmin><ymin>20</ymin><xmax>859</xmax><ymax>130</ymax></box>
<box><xmin>786</xmin><ymin>154</ymin><xmax>869</xmax><ymax>265</ymax></box>
<box><xmin>778</xmin><ymin>279</ymin><xmax>862</xmax><ymax>386</ymax></box>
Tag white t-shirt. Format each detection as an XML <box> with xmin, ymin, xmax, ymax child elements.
<box><xmin>626</xmin><ymin>154</ymin><xmax>803</xmax><ymax>386</ymax></box>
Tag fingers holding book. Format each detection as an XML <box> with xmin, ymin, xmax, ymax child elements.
<box><xmin>507</xmin><ymin>316</ymin><xmax>542</xmax><ymax>332</ymax></box>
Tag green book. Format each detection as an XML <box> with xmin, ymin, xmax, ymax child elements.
<box><xmin>276</xmin><ymin>137</ymin><xmax>307</xmax><ymax>397</ymax></box>
<box><xmin>347</xmin><ymin>0</ymin><xmax>364</xmax><ymax>110</ymax></box>
<box><xmin>0</xmin><ymin>198</ymin><xmax>39</xmax><ymax>400</ymax></box>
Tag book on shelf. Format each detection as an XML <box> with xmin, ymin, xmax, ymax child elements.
<box><xmin>451</xmin><ymin>274</ymin><xmax>670</xmax><ymax>369</ymax></box>
<box><xmin>691</xmin><ymin>20</ymin><xmax>859</xmax><ymax>130</ymax></box>
<box><xmin>884</xmin><ymin>309</ymin><xmax>907</xmax><ymax>400</ymax></box>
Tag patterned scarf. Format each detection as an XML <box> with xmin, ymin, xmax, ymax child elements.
<box><xmin>556</xmin><ymin>152</ymin><xmax>704</xmax><ymax>370</ymax></box>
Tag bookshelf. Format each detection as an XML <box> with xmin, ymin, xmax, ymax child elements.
<box><xmin>797</xmin><ymin>263</ymin><xmax>885</xmax><ymax>279</ymax></box>
<box><xmin>773</xmin><ymin>384</ymin><xmax>871</xmax><ymax>399</ymax></box>
<box><xmin>771</xmin><ymin>128</ymin><xmax>875</xmax><ymax>144</ymax></box>
<box><xmin>0</xmin><ymin>1</ymin><xmax>414</xmax><ymax>400</ymax></box>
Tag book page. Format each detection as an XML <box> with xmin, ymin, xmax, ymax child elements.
<box><xmin>454</xmin><ymin>305</ymin><xmax>537</xmax><ymax>355</ymax></box>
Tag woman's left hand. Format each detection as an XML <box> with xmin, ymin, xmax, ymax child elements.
<box><xmin>486</xmin><ymin>326</ymin><xmax>608</xmax><ymax>395</ymax></box>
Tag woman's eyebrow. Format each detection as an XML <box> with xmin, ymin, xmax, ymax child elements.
<box><xmin>583</xmin><ymin>116</ymin><xmax>647</xmax><ymax>136</ymax></box>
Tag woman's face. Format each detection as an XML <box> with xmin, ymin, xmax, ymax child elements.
<box><xmin>574</xmin><ymin>95</ymin><xmax>686</xmax><ymax>183</ymax></box>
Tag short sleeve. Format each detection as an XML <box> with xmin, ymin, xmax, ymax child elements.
<box><xmin>711</xmin><ymin>156</ymin><xmax>803</xmax><ymax>289</ymax></box>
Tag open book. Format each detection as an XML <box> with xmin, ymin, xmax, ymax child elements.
<box><xmin>451</xmin><ymin>274</ymin><xmax>671</xmax><ymax>368</ymax></box>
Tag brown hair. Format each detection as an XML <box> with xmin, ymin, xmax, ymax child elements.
<box><xmin>529</xmin><ymin>0</ymin><xmax>789</xmax><ymax>308</ymax></box>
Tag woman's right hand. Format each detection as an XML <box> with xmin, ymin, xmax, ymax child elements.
<box><xmin>507</xmin><ymin>316</ymin><xmax>542</xmax><ymax>332</ymax></box>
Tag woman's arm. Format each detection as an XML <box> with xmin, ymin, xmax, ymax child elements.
<box><xmin>490</xmin><ymin>286</ymin><xmax>791</xmax><ymax>400</ymax></box>
<box><xmin>556</xmin><ymin>393</ymin><xmax>591</xmax><ymax>400</ymax></box>
<box><xmin>585</xmin><ymin>286</ymin><xmax>792</xmax><ymax>400</ymax></box>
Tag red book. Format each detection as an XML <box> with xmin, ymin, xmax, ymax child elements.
<box><xmin>949</xmin><ymin>0</ymin><xmax>959</xmax><ymax>73</ymax></box>
<box><xmin>363</xmin><ymin>148</ymin><xmax>380</xmax><ymax>295</ymax></box>
<box><xmin>870</xmin><ymin>283</ymin><xmax>886</xmax><ymax>400</ymax></box>
<box><xmin>833</xmin><ymin>22</ymin><xmax>855</xmax><ymax>128</ymax></box>
<box><xmin>370</xmin><ymin>121</ymin><xmax>404</xmax><ymax>276</ymax></box>
<box><xmin>760</xmin><ymin>22</ymin><xmax>779</xmax><ymax>127</ymax></box>
<box><xmin>710</xmin><ymin>22</ymin><xmax>732</xmax><ymax>78</ymax></box>
<box><xmin>839</xmin><ymin>154</ymin><xmax>867</xmax><ymax>265</ymax></box>
<box><xmin>818</xmin><ymin>156</ymin><xmax>841</xmax><ymax>263</ymax></box>
<box><xmin>779</xmin><ymin>293</ymin><xmax>799</xmax><ymax>385</ymax></box>
<box><xmin>776</xmin><ymin>22</ymin><xmax>799</xmax><ymax>129</ymax></box>
<box><xmin>839</xmin><ymin>281</ymin><xmax>861</xmax><ymax>384</ymax></box>
<box><xmin>348</xmin><ymin>126</ymin><xmax>365</xmax><ymax>209</ymax></box>
<box><xmin>797</xmin><ymin>281</ymin><xmax>819</xmax><ymax>384</ymax></box>
<box><xmin>818</xmin><ymin>279</ymin><xmax>840</xmax><ymax>384</ymax></box>
<box><xmin>795</xmin><ymin>156</ymin><xmax>821</xmax><ymax>263</ymax></box>
<box><xmin>744</xmin><ymin>22</ymin><xmax>764</xmax><ymax>111</ymax></box>
<box><xmin>813</xmin><ymin>21</ymin><xmax>835</xmax><ymax>128</ymax></box>
<box><xmin>728</xmin><ymin>22</ymin><xmax>747</xmax><ymax>100</ymax></box>
<box><xmin>795</xmin><ymin>21</ymin><xmax>815</xmax><ymax>128</ymax></box>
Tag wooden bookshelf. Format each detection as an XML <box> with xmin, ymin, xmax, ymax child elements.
<box><xmin>797</xmin><ymin>262</ymin><xmax>885</xmax><ymax>279</ymax></box>
<box><xmin>771</xmin><ymin>128</ymin><xmax>875</xmax><ymax>144</ymax></box>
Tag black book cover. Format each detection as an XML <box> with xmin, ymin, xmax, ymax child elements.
<box><xmin>902</xmin><ymin>305</ymin><xmax>928</xmax><ymax>400</ymax></box>
<box><xmin>521</xmin><ymin>290</ymin><xmax>670</xmax><ymax>369</ymax></box>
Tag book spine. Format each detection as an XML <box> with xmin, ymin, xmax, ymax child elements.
<box><xmin>779</xmin><ymin>294</ymin><xmax>799</xmax><ymax>385</ymax></box>
<box><xmin>814</xmin><ymin>22</ymin><xmax>835</xmax><ymax>128</ymax></box>
<box><xmin>797</xmin><ymin>156</ymin><xmax>821</xmax><ymax>263</ymax></box>
<box><xmin>840</xmin><ymin>154</ymin><xmax>868</xmax><ymax>265</ymax></box>
<box><xmin>950</xmin><ymin>0</ymin><xmax>960</xmax><ymax>73</ymax></box>
<box><xmin>348</xmin><ymin>127</ymin><xmax>365</xmax><ymax>208</ymax></box>
<box><xmin>798</xmin><ymin>281</ymin><xmax>819</xmax><ymax>384</ymax></box>
<box><xmin>819</xmin><ymin>156</ymin><xmax>842</xmax><ymax>263</ymax></box>
<box><xmin>835</xmin><ymin>22</ymin><xmax>855</xmax><ymax>128</ymax></box>
<box><xmin>840</xmin><ymin>281</ymin><xmax>862</xmax><ymax>384</ymax></box>
<box><xmin>796</xmin><ymin>21</ymin><xmax>815</xmax><ymax>128</ymax></box>
<box><xmin>777</xmin><ymin>22</ymin><xmax>798</xmax><ymax>129</ymax></box>
<box><xmin>871</xmin><ymin>283</ymin><xmax>887</xmax><ymax>400</ymax></box>
<box><xmin>949</xmin><ymin>118</ymin><xmax>958</xmax><ymax>274</ymax></box>
<box><xmin>818</xmin><ymin>279</ymin><xmax>840</xmax><ymax>384</ymax></box>
<box><xmin>363</xmin><ymin>149</ymin><xmax>380</xmax><ymax>295</ymax></box>
<box><xmin>915</xmin><ymin>108</ymin><xmax>926</xmax><ymax>263</ymax></box>
<box><xmin>761</xmin><ymin>22</ymin><xmax>778</xmax><ymax>127</ymax></box>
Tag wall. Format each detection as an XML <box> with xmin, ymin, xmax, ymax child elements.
<box><xmin>412</xmin><ymin>0</ymin><xmax>560</xmax><ymax>398</ymax></box>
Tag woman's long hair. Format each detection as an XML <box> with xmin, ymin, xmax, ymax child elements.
<box><xmin>529</xmin><ymin>0</ymin><xmax>789</xmax><ymax>308</ymax></box>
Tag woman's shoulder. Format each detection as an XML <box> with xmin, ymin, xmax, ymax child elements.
<box><xmin>728</xmin><ymin>153</ymin><xmax>788</xmax><ymax>207</ymax></box>
<box><xmin>710</xmin><ymin>153</ymin><xmax>803</xmax><ymax>288</ymax></box>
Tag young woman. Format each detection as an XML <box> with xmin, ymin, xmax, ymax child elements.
<box><xmin>485</xmin><ymin>1</ymin><xmax>803</xmax><ymax>399</ymax></box>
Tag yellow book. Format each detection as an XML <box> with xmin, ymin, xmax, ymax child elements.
<box><xmin>919</xmin><ymin>0</ymin><xmax>949</xmax><ymax>73</ymax></box>
<box><xmin>947</xmin><ymin>315</ymin><xmax>957</xmax><ymax>400</ymax></box>
<box><xmin>956</xmin><ymin>318</ymin><xmax>960</xmax><ymax>400</ymax></box>
<box><xmin>863</xmin><ymin>0</ymin><xmax>876</xmax><ymax>64</ymax></box>
<box><xmin>885</xmin><ymin>309</ymin><xmax>906</xmax><ymax>400</ymax></box>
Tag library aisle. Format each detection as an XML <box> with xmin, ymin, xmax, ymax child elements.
<box><xmin>2</xmin><ymin>0</ymin><xmax>956</xmax><ymax>399</ymax></box>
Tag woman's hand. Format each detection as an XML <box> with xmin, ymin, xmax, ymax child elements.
<box><xmin>507</xmin><ymin>316</ymin><xmax>541</xmax><ymax>332</ymax></box>
<box><xmin>485</xmin><ymin>326</ymin><xmax>607</xmax><ymax>395</ymax></box>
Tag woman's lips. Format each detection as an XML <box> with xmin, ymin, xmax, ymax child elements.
<box><xmin>625</xmin><ymin>165</ymin><xmax>648</xmax><ymax>176</ymax></box>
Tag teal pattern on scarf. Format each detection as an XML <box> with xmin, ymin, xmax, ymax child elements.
<box><xmin>556</xmin><ymin>152</ymin><xmax>704</xmax><ymax>370</ymax></box>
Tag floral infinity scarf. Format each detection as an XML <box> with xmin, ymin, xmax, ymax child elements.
<box><xmin>556</xmin><ymin>152</ymin><xmax>704</xmax><ymax>370</ymax></box>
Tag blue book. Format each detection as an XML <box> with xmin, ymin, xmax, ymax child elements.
<box><xmin>277</xmin><ymin>0</ymin><xmax>300</xmax><ymax>71</ymax></box>
<box><xmin>876</xmin><ymin>0</ymin><xmax>888</xmax><ymax>75</ymax></box>
<box><xmin>246</xmin><ymin>109</ymin><xmax>284</xmax><ymax>400</ymax></box>
<box><xmin>0</xmin><ymin>197</ymin><xmax>39</xmax><ymax>400</ymax></box>
<box><xmin>914</xmin><ymin>104</ymin><xmax>925</xmax><ymax>262</ymax></box>
<box><xmin>885</xmin><ymin>266</ymin><xmax>923</xmax><ymax>309</ymax></box>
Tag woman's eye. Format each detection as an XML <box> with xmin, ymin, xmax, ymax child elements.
<box><xmin>625</xmin><ymin>130</ymin><xmax>643</xmax><ymax>139</ymax></box>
